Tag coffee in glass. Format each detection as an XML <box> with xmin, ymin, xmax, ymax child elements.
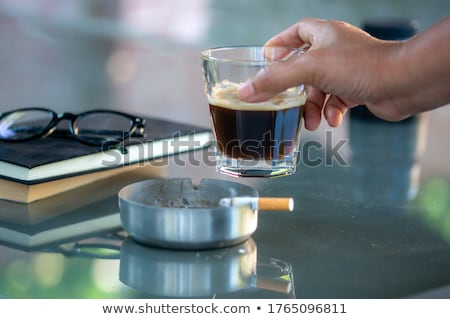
<box><xmin>202</xmin><ymin>46</ymin><xmax>306</xmax><ymax>177</ymax></box>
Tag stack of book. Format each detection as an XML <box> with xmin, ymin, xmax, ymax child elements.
<box><xmin>0</xmin><ymin>114</ymin><xmax>212</xmax><ymax>249</ymax></box>
<box><xmin>0</xmin><ymin>114</ymin><xmax>211</xmax><ymax>203</ymax></box>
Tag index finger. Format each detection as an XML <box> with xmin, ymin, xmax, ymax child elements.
<box><xmin>265</xmin><ymin>18</ymin><xmax>326</xmax><ymax>48</ymax></box>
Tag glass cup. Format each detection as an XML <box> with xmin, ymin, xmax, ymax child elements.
<box><xmin>201</xmin><ymin>46</ymin><xmax>306</xmax><ymax>178</ymax></box>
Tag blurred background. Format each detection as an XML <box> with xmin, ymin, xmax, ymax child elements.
<box><xmin>0</xmin><ymin>0</ymin><xmax>449</xmax><ymax>179</ymax></box>
<box><xmin>0</xmin><ymin>1</ymin><xmax>450</xmax><ymax>299</ymax></box>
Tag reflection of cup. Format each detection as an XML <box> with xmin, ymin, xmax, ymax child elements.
<box><xmin>201</xmin><ymin>46</ymin><xmax>306</xmax><ymax>178</ymax></box>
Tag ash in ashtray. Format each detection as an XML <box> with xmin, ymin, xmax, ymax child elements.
<box><xmin>152</xmin><ymin>196</ymin><xmax>218</xmax><ymax>209</ymax></box>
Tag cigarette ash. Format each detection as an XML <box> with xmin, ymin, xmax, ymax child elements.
<box><xmin>151</xmin><ymin>196</ymin><xmax>218</xmax><ymax>209</ymax></box>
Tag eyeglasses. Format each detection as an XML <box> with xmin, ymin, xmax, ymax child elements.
<box><xmin>0</xmin><ymin>107</ymin><xmax>145</xmax><ymax>148</ymax></box>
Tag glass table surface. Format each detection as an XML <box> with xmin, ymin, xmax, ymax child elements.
<box><xmin>1</xmin><ymin>113</ymin><xmax>450</xmax><ymax>299</ymax></box>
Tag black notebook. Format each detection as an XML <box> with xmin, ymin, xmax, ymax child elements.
<box><xmin>0</xmin><ymin>115</ymin><xmax>212</xmax><ymax>184</ymax></box>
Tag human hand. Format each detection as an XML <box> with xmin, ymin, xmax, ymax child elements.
<box><xmin>238</xmin><ymin>18</ymin><xmax>403</xmax><ymax>130</ymax></box>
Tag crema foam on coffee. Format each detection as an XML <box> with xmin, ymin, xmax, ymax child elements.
<box><xmin>207</xmin><ymin>80</ymin><xmax>306</xmax><ymax>111</ymax></box>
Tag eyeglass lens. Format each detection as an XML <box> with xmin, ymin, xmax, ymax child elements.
<box><xmin>0</xmin><ymin>109</ymin><xmax>54</xmax><ymax>140</ymax></box>
<box><xmin>73</xmin><ymin>112</ymin><xmax>134</xmax><ymax>144</ymax></box>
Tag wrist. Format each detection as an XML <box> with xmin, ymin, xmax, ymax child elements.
<box><xmin>369</xmin><ymin>40</ymin><xmax>415</xmax><ymax>120</ymax></box>
<box><xmin>377</xmin><ymin>16</ymin><xmax>450</xmax><ymax>118</ymax></box>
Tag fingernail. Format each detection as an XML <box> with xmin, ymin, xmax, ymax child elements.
<box><xmin>238</xmin><ymin>82</ymin><xmax>255</xmax><ymax>101</ymax></box>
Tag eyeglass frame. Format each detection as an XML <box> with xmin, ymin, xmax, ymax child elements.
<box><xmin>0</xmin><ymin>107</ymin><xmax>146</xmax><ymax>148</ymax></box>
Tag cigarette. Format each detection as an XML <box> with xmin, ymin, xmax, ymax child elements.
<box><xmin>219</xmin><ymin>197</ymin><xmax>294</xmax><ymax>212</ymax></box>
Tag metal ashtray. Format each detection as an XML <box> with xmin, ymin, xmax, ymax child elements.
<box><xmin>118</xmin><ymin>178</ymin><xmax>293</xmax><ymax>250</ymax></box>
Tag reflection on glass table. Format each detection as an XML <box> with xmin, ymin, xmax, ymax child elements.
<box><xmin>119</xmin><ymin>237</ymin><xmax>295</xmax><ymax>298</ymax></box>
<box><xmin>0</xmin><ymin>191</ymin><xmax>295</xmax><ymax>299</ymax></box>
<box><xmin>0</xmin><ymin>195</ymin><xmax>121</xmax><ymax>250</ymax></box>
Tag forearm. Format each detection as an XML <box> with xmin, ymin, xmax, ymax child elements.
<box><xmin>385</xmin><ymin>16</ymin><xmax>450</xmax><ymax>118</ymax></box>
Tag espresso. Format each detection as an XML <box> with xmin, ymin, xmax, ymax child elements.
<box><xmin>209</xmin><ymin>104</ymin><xmax>303</xmax><ymax>160</ymax></box>
<box><xmin>207</xmin><ymin>82</ymin><xmax>306</xmax><ymax>160</ymax></box>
